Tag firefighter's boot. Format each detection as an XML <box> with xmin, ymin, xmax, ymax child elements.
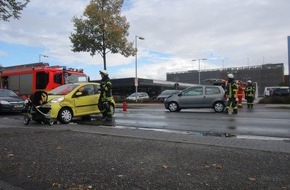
<box><xmin>232</xmin><ymin>109</ymin><xmax>238</xmax><ymax>114</ymax></box>
<box><xmin>224</xmin><ymin>108</ymin><xmax>229</xmax><ymax>114</ymax></box>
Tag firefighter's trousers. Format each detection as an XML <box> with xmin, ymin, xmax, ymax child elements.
<box><xmin>237</xmin><ymin>95</ymin><xmax>243</xmax><ymax>108</ymax></box>
<box><xmin>225</xmin><ymin>97</ymin><xmax>238</xmax><ymax>114</ymax></box>
<box><xmin>246</xmin><ymin>96</ymin><xmax>254</xmax><ymax>108</ymax></box>
<box><xmin>98</xmin><ymin>101</ymin><xmax>112</xmax><ymax>118</ymax></box>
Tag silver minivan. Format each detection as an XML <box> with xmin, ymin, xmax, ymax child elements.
<box><xmin>164</xmin><ymin>85</ymin><xmax>226</xmax><ymax>112</ymax></box>
<box><xmin>126</xmin><ymin>92</ymin><xmax>150</xmax><ymax>102</ymax></box>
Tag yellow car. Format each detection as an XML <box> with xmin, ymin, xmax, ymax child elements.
<box><xmin>47</xmin><ymin>82</ymin><xmax>115</xmax><ymax>124</ymax></box>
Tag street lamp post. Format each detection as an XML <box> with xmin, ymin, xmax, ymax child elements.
<box><xmin>135</xmin><ymin>35</ymin><xmax>145</xmax><ymax>102</ymax></box>
<box><xmin>39</xmin><ymin>54</ymin><xmax>48</xmax><ymax>62</ymax></box>
<box><xmin>192</xmin><ymin>58</ymin><xmax>207</xmax><ymax>85</ymax></box>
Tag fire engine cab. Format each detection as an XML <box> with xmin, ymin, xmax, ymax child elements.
<box><xmin>0</xmin><ymin>63</ymin><xmax>87</xmax><ymax>98</ymax></box>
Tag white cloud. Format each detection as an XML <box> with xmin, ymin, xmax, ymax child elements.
<box><xmin>0</xmin><ymin>0</ymin><xmax>289</xmax><ymax>80</ymax></box>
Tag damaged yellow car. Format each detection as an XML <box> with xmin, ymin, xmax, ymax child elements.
<box><xmin>47</xmin><ymin>82</ymin><xmax>115</xmax><ymax>124</ymax></box>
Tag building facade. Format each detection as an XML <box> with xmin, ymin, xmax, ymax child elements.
<box><xmin>91</xmin><ymin>77</ymin><xmax>192</xmax><ymax>99</ymax></box>
<box><xmin>167</xmin><ymin>63</ymin><xmax>285</xmax><ymax>96</ymax></box>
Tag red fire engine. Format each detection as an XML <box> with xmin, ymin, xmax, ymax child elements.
<box><xmin>0</xmin><ymin>63</ymin><xmax>87</xmax><ymax>98</ymax></box>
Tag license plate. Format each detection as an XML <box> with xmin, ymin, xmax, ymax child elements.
<box><xmin>14</xmin><ymin>105</ymin><xmax>23</xmax><ymax>108</ymax></box>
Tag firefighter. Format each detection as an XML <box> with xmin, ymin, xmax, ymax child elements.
<box><xmin>245</xmin><ymin>80</ymin><xmax>255</xmax><ymax>108</ymax></box>
<box><xmin>224</xmin><ymin>73</ymin><xmax>238</xmax><ymax>114</ymax></box>
<box><xmin>98</xmin><ymin>70</ymin><xmax>113</xmax><ymax>121</ymax></box>
<box><xmin>236</xmin><ymin>80</ymin><xmax>244</xmax><ymax>108</ymax></box>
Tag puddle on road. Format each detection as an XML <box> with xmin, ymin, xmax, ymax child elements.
<box><xmin>236</xmin><ymin>135</ymin><xmax>290</xmax><ymax>141</ymax></box>
<box><xmin>114</xmin><ymin>125</ymin><xmax>290</xmax><ymax>141</ymax></box>
<box><xmin>74</xmin><ymin>117</ymin><xmax>290</xmax><ymax>142</ymax></box>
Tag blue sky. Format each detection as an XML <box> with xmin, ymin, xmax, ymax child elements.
<box><xmin>1</xmin><ymin>0</ymin><xmax>290</xmax><ymax>81</ymax></box>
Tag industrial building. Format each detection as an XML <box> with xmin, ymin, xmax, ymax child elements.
<box><xmin>167</xmin><ymin>63</ymin><xmax>286</xmax><ymax>96</ymax></box>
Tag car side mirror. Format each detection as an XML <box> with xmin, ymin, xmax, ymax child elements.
<box><xmin>178</xmin><ymin>92</ymin><xmax>182</xmax><ymax>96</ymax></box>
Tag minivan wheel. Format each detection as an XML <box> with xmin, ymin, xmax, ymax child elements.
<box><xmin>168</xmin><ymin>102</ymin><xmax>179</xmax><ymax>112</ymax></box>
<box><xmin>213</xmin><ymin>102</ymin><xmax>225</xmax><ymax>113</ymax></box>
<box><xmin>58</xmin><ymin>108</ymin><xmax>73</xmax><ymax>124</ymax></box>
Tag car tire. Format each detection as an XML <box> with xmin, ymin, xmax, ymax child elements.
<box><xmin>168</xmin><ymin>102</ymin><xmax>179</xmax><ymax>112</ymax></box>
<box><xmin>23</xmin><ymin>114</ymin><xmax>31</xmax><ymax>125</ymax></box>
<box><xmin>48</xmin><ymin>119</ymin><xmax>54</xmax><ymax>126</ymax></box>
<box><xmin>58</xmin><ymin>108</ymin><xmax>73</xmax><ymax>124</ymax></box>
<box><xmin>213</xmin><ymin>102</ymin><xmax>225</xmax><ymax>113</ymax></box>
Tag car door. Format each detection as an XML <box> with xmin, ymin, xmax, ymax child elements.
<box><xmin>178</xmin><ymin>86</ymin><xmax>204</xmax><ymax>108</ymax></box>
<box><xmin>204</xmin><ymin>86</ymin><xmax>222</xmax><ymax>107</ymax></box>
<box><xmin>73</xmin><ymin>84</ymin><xmax>99</xmax><ymax>115</ymax></box>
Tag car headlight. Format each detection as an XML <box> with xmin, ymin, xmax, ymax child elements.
<box><xmin>0</xmin><ymin>100</ymin><xmax>10</xmax><ymax>105</ymax></box>
<box><xmin>50</xmin><ymin>97</ymin><xmax>64</xmax><ymax>103</ymax></box>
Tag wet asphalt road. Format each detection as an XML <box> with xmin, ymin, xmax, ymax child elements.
<box><xmin>109</xmin><ymin>103</ymin><xmax>290</xmax><ymax>139</ymax></box>
<box><xmin>2</xmin><ymin>103</ymin><xmax>290</xmax><ymax>140</ymax></box>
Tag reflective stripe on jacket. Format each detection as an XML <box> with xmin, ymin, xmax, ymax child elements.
<box><xmin>100</xmin><ymin>79</ymin><xmax>112</xmax><ymax>102</ymax></box>
<box><xmin>245</xmin><ymin>86</ymin><xmax>255</xmax><ymax>97</ymax></box>
<box><xmin>226</xmin><ymin>82</ymin><xmax>238</xmax><ymax>98</ymax></box>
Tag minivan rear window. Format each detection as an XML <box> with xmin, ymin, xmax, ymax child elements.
<box><xmin>205</xmin><ymin>87</ymin><xmax>220</xmax><ymax>95</ymax></box>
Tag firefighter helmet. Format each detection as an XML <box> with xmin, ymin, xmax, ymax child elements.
<box><xmin>227</xmin><ymin>73</ymin><xmax>234</xmax><ymax>79</ymax></box>
<box><xmin>99</xmin><ymin>70</ymin><xmax>108</xmax><ymax>76</ymax></box>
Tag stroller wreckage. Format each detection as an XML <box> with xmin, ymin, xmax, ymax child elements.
<box><xmin>23</xmin><ymin>91</ymin><xmax>54</xmax><ymax>126</ymax></box>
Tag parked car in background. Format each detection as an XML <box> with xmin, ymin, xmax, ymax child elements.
<box><xmin>126</xmin><ymin>92</ymin><xmax>150</xmax><ymax>102</ymax></box>
<box><xmin>47</xmin><ymin>82</ymin><xmax>116</xmax><ymax>124</ymax></box>
<box><xmin>264</xmin><ymin>86</ymin><xmax>289</xmax><ymax>97</ymax></box>
<box><xmin>156</xmin><ymin>90</ymin><xmax>180</xmax><ymax>102</ymax></box>
<box><xmin>0</xmin><ymin>89</ymin><xmax>26</xmax><ymax>113</ymax></box>
<box><xmin>271</xmin><ymin>87</ymin><xmax>289</xmax><ymax>96</ymax></box>
<box><xmin>263</xmin><ymin>86</ymin><xmax>279</xmax><ymax>97</ymax></box>
<box><xmin>164</xmin><ymin>85</ymin><xmax>225</xmax><ymax>113</ymax></box>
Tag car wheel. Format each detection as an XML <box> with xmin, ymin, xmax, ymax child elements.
<box><xmin>48</xmin><ymin>119</ymin><xmax>54</xmax><ymax>126</ymax></box>
<box><xmin>168</xmin><ymin>102</ymin><xmax>179</xmax><ymax>112</ymax></box>
<box><xmin>23</xmin><ymin>114</ymin><xmax>31</xmax><ymax>125</ymax></box>
<box><xmin>58</xmin><ymin>108</ymin><xmax>73</xmax><ymax>124</ymax></box>
<box><xmin>213</xmin><ymin>102</ymin><xmax>225</xmax><ymax>113</ymax></box>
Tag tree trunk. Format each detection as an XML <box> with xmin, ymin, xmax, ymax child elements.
<box><xmin>102</xmin><ymin>46</ymin><xmax>107</xmax><ymax>70</ymax></box>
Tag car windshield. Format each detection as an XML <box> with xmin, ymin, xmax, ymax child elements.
<box><xmin>64</xmin><ymin>74</ymin><xmax>87</xmax><ymax>83</ymax></box>
<box><xmin>0</xmin><ymin>89</ymin><xmax>19</xmax><ymax>97</ymax></box>
<box><xmin>48</xmin><ymin>84</ymin><xmax>79</xmax><ymax>95</ymax></box>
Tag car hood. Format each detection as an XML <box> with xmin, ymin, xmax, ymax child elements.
<box><xmin>0</xmin><ymin>96</ymin><xmax>24</xmax><ymax>102</ymax></box>
<box><xmin>47</xmin><ymin>95</ymin><xmax>64</xmax><ymax>101</ymax></box>
<box><xmin>166</xmin><ymin>93</ymin><xmax>178</xmax><ymax>99</ymax></box>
